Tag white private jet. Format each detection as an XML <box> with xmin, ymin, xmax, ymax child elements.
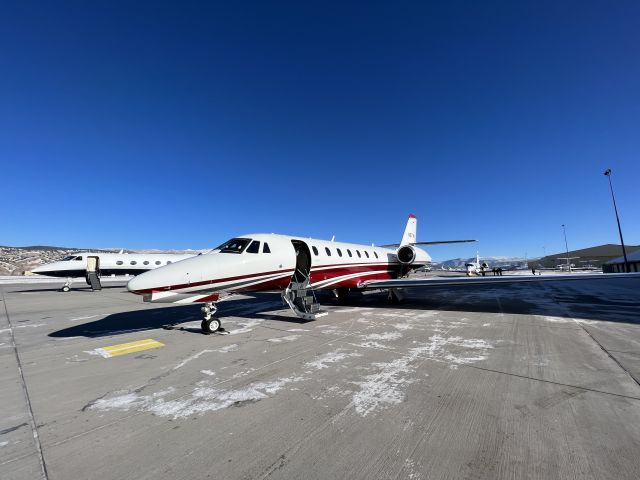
<box><xmin>126</xmin><ymin>215</ymin><xmax>639</xmax><ymax>335</ymax></box>
<box><xmin>32</xmin><ymin>251</ymin><xmax>196</xmax><ymax>291</ymax></box>
<box><xmin>464</xmin><ymin>252</ymin><xmax>490</xmax><ymax>276</ymax></box>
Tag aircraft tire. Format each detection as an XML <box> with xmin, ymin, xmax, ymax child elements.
<box><xmin>61</xmin><ymin>286</ymin><xmax>70</xmax><ymax>292</ymax></box>
<box><xmin>201</xmin><ymin>318</ymin><xmax>221</xmax><ymax>334</ymax></box>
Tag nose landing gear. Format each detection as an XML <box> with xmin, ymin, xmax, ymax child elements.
<box><xmin>60</xmin><ymin>277</ymin><xmax>73</xmax><ymax>292</ymax></box>
<box><xmin>201</xmin><ymin>302</ymin><xmax>222</xmax><ymax>334</ymax></box>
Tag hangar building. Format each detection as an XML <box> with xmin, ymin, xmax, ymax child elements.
<box><xmin>528</xmin><ymin>244</ymin><xmax>640</xmax><ymax>270</ymax></box>
<box><xmin>603</xmin><ymin>250</ymin><xmax>640</xmax><ymax>273</ymax></box>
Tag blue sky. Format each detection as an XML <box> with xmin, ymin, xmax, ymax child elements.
<box><xmin>1</xmin><ymin>1</ymin><xmax>638</xmax><ymax>260</ymax></box>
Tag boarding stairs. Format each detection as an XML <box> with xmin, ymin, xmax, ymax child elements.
<box><xmin>282</xmin><ymin>271</ymin><xmax>327</xmax><ymax>320</ymax></box>
<box><xmin>86</xmin><ymin>271</ymin><xmax>102</xmax><ymax>291</ymax></box>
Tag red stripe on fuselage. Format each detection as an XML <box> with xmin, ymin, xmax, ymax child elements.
<box><xmin>132</xmin><ymin>262</ymin><xmax>403</xmax><ymax>295</ymax></box>
<box><xmin>133</xmin><ymin>268</ymin><xmax>296</xmax><ymax>294</ymax></box>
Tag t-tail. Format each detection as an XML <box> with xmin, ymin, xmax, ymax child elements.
<box><xmin>400</xmin><ymin>214</ymin><xmax>417</xmax><ymax>246</ymax></box>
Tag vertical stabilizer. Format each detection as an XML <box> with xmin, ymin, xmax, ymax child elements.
<box><xmin>400</xmin><ymin>214</ymin><xmax>417</xmax><ymax>246</ymax></box>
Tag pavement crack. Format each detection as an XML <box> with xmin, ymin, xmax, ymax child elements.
<box><xmin>464</xmin><ymin>364</ymin><xmax>640</xmax><ymax>401</ymax></box>
<box><xmin>1</xmin><ymin>287</ymin><xmax>49</xmax><ymax>480</ymax></box>
<box><xmin>572</xmin><ymin>320</ymin><xmax>640</xmax><ymax>390</ymax></box>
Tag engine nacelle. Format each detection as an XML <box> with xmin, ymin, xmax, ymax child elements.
<box><xmin>397</xmin><ymin>245</ymin><xmax>417</xmax><ymax>264</ymax></box>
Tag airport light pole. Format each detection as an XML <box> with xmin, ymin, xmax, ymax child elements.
<box><xmin>561</xmin><ymin>224</ymin><xmax>571</xmax><ymax>272</ymax></box>
<box><xmin>604</xmin><ymin>169</ymin><xmax>629</xmax><ymax>272</ymax></box>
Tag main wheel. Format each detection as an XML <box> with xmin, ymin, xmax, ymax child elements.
<box><xmin>201</xmin><ymin>318</ymin><xmax>221</xmax><ymax>334</ymax></box>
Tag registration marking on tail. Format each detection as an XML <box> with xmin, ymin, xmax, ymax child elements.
<box><xmin>96</xmin><ymin>339</ymin><xmax>165</xmax><ymax>358</ymax></box>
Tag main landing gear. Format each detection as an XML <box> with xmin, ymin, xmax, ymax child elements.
<box><xmin>201</xmin><ymin>302</ymin><xmax>223</xmax><ymax>334</ymax></box>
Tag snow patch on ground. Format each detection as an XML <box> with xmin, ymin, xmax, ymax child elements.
<box><xmin>287</xmin><ymin>328</ymin><xmax>310</xmax><ymax>332</ymax></box>
<box><xmin>0</xmin><ymin>323</ymin><xmax>47</xmax><ymax>334</ymax></box>
<box><xmin>228</xmin><ymin>319</ymin><xmax>262</xmax><ymax>335</ymax></box>
<box><xmin>542</xmin><ymin>316</ymin><xmax>570</xmax><ymax>323</ymax></box>
<box><xmin>267</xmin><ymin>335</ymin><xmax>300</xmax><ymax>343</ymax></box>
<box><xmin>352</xmin><ymin>334</ymin><xmax>493</xmax><ymax>416</ymax></box>
<box><xmin>305</xmin><ymin>350</ymin><xmax>363</xmax><ymax>370</ymax></box>
<box><xmin>353</xmin><ymin>341</ymin><xmax>393</xmax><ymax>350</ymax></box>
<box><xmin>361</xmin><ymin>332</ymin><xmax>402</xmax><ymax>341</ymax></box>
<box><xmin>84</xmin><ymin>347</ymin><xmax>111</xmax><ymax>358</ymax></box>
<box><xmin>69</xmin><ymin>314</ymin><xmax>105</xmax><ymax>322</ymax></box>
<box><xmin>392</xmin><ymin>323</ymin><xmax>414</xmax><ymax>331</ymax></box>
<box><xmin>90</xmin><ymin>377</ymin><xmax>306</xmax><ymax>419</ymax></box>
<box><xmin>216</xmin><ymin>344</ymin><xmax>239</xmax><ymax>353</ymax></box>
<box><xmin>174</xmin><ymin>349</ymin><xmax>216</xmax><ymax>370</ymax></box>
<box><xmin>334</xmin><ymin>307</ymin><xmax>373</xmax><ymax>313</ymax></box>
<box><xmin>232</xmin><ymin>368</ymin><xmax>257</xmax><ymax>379</ymax></box>
<box><xmin>201</xmin><ymin>370</ymin><xmax>216</xmax><ymax>376</ymax></box>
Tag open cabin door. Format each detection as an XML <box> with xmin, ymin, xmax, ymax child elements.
<box><xmin>282</xmin><ymin>240</ymin><xmax>326</xmax><ymax>320</ymax></box>
<box><xmin>85</xmin><ymin>256</ymin><xmax>102</xmax><ymax>291</ymax></box>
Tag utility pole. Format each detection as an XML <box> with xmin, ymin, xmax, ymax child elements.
<box><xmin>604</xmin><ymin>169</ymin><xmax>629</xmax><ymax>272</ymax></box>
<box><xmin>561</xmin><ymin>224</ymin><xmax>571</xmax><ymax>272</ymax></box>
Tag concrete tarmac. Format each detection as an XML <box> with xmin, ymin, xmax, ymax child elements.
<box><xmin>1</xmin><ymin>277</ymin><xmax>640</xmax><ymax>479</ymax></box>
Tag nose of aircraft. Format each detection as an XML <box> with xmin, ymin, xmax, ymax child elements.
<box><xmin>127</xmin><ymin>260</ymin><xmax>199</xmax><ymax>294</ymax></box>
<box><xmin>31</xmin><ymin>264</ymin><xmax>53</xmax><ymax>275</ymax></box>
<box><xmin>127</xmin><ymin>271</ymin><xmax>155</xmax><ymax>294</ymax></box>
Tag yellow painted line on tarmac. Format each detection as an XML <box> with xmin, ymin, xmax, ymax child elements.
<box><xmin>99</xmin><ymin>339</ymin><xmax>165</xmax><ymax>358</ymax></box>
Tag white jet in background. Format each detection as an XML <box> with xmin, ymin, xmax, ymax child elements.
<box><xmin>32</xmin><ymin>251</ymin><xmax>196</xmax><ymax>291</ymax></box>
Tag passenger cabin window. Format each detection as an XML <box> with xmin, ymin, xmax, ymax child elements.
<box><xmin>116</xmin><ymin>260</ymin><xmax>123</xmax><ymax>265</ymax></box>
<box><xmin>130</xmin><ymin>261</ymin><xmax>137</xmax><ymax>265</ymax></box>
<box><xmin>263</xmin><ymin>243</ymin><xmax>271</xmax><ymax>253</ymax></box>
<box><xmin>143</xmin><ymin>261</ymin><xmax>149</xmax><ymax>265</ymax></box>
<box><xmin>167</xmin><ymin>261</ymin><xmax>172</xmax><ymax>264</ymax></box>
<box><xmin>365</xmin><ymin>251</ymin><xmax>370</xmax><ymax>258</ymax></box>
<box><xmin>246</xmin><ymin>241</ymin><xmax>260</xmax><ymax>254</ymax></box>
<box><xmin>337</xmin><ymin>248</ymin><xmax>342</xmax><ymax>257</ymax></box>
<box><xmin>356</xmin><ymin>250</ymin><xmax>361</xmax><ymax>258</ymax></box>
<box><xmin>347</xmin><ymin>249</ymin><xmax>352</xmax><ymax>257</ymax></box>
<box><xmin>155</xmin><ymin>261</ymin><xmax>161</xmax><ymax>265</ymax></box>
<box><xmin>325</xmin><ymin>247</ymin><xmax>332</xmax><ymax>256</ymax></box>
<box><xmin>312</xmin><ymin>246</ymin><xmax>318</xmax><ymax>256</ymax></box>
<box><xmin>215</xmin><ymin>238</ymin><xmax>252</xmax><ymax>254</ymax></box>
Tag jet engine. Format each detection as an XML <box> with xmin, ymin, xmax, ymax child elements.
<box><xmin>396</xmin><ymin>245</ymin><xmax>417</xmax><ymax>264</ymax></box>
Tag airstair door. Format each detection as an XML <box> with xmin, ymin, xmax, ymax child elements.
<box><xmin>282</xmin><ymin>241</ymin><xmax>327</xmax><ymax>320</ymax></box>
<box><xmin>86</xmin><ymin>256</ymin><xmax>102</xmax><ymax>291</ymax></box>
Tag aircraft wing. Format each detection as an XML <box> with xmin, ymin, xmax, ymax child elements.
<box><xmin>362</xmin><ymin>272</ymin><xmax>640</xmax><ymax>289</ymax></box>
<box><xmin>380</xmin><ymin>240</ymin><xmax>478</xmax><ymax>248</ymax></box>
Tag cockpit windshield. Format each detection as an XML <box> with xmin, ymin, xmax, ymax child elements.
<box><xmin>214</xmin><ymin>238</ymin><xmax>252</xmax><ymax>254</ymax></box>
<box><xmin>62</xmin><ymin>256</ymin><xmax>82</xmax><ymax>261</ymax></box>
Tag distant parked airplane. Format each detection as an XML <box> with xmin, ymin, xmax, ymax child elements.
<box><xmin>126</xmin><ymin>214</ymin><xmax>639</xmax><ymax>335</ymax></box>
<box><xmin>32</xmin><ymin>251</ymin><xmax>196</xmax><ymax>291</ymax></box>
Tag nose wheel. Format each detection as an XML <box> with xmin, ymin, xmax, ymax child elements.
<box><xmin>201</xmin><ymin>318</ymin><xmax>221</xmax><ymax>334</ymax></box>
<box><xmin>201</xmin><ymin>302</ymin><xmax>222</xmax><ymax>334</ymax></box>
<box><xmin>60</xmin><ymin>277</ymin><xmax>73</xmax><ymax>292</ymax></box>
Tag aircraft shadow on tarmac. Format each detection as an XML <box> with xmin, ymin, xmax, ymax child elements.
<box><xmin>48</xmin><ymin>293</ymin><xmax>308</xmax><ymax>338</ymax></box>
<box><xmin>48</xmin><ymin>280</ymin><xmax>640</xmax><ymax>338</ymax></box>
<box><xmin>334</xmin><ymin>282</ymin><xmax>640</xmax><ymax>325</ymax></box>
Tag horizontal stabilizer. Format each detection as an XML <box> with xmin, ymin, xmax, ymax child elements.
<box><xmin>380</xmin><ymin>239</ymin><xmax>477</xmax><ymax>248</ymax></box>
